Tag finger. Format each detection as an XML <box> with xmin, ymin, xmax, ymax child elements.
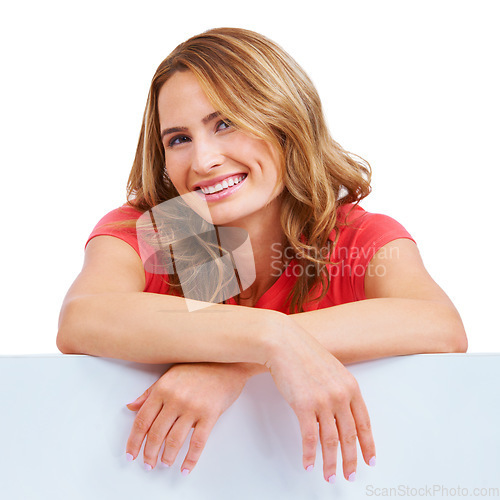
<box><xmin>161</xmin><ymin>415</ymin><xmax>195</xmax><ymax>472</ymax></box>
<box><xmin>296</xmin><ymin>410</ymin><xmax>319</xmax><ymax>471</ymax></box>
<box><xmin>180</xmin><ymin>417</ymin><xmax>217</xmax><ymax>474</ymax></box>
<box><xmin>126</xmin><ymin>396</ymin><xmax>147</xmax><ymax>411</ymax></box>
<box><xmin>126</xmin><ymin>384</ymin><xmax>156</xmax><ymax>411</ymax></box>
<box><xmin>335</xmin><ymin>409</ymin><xmax>358</xmax><ymax>481</ymax></box>
<box><xmin>351</xmin><ymin>394</ymin><xmax>376</xmax><ymax>467</ymax></box>
<box><xmin>143</xmin><ymin>407</ymin><xmax>179</xmax><ymax>469</ymax></box>
<box><xmin>126</xmin><ymin>398</ymin><xmax>163</xmax><ymax>462</ymax></box>
<box><xmin>318</xmin><ymin>412</ymin><xmax>339</xmax><ymax>484</ymax></box>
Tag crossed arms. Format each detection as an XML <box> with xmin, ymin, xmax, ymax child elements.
<box><xmin>57</xmin><ymin>236</ymin><xmax>466</xmax><ymax>483</ymax></box>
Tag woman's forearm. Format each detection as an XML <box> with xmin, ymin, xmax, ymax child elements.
<box><xmin>58</xmin><ymin>292</ymin><xmax>466</xmax><ymax>376</ymax></box>
<box><xmin>57</xmin><ymin>292</ymin><xmax>284</xmax><ymax>365</ymax></box>
<box><xmin>291</xmin><ymin>298</ymin><xmax>467</xmax><ymax>365</ymax></box>
<box><xmin>220</xmin><ymin>297</ymin><xmax>467</xmax><ymax>380</ymax></box>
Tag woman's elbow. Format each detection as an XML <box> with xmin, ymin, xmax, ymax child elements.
<box><xmin>56</xmin><ymin>334</ymin><xmax>70</xmax><ymax>354</ymax></box>
<box><xmin>56</xmin><ymin>300</ymin><xmax>84</xmax><ymax>355</ymax></box>
<box><xmin>56</xmin><ymin>309</ymin><xmax>70</xmax><ymax>354</ymax></box>
<box><xmin>450</xmin><ymin>326</ymin><xmax>468</xmax><ymax>353</ymax></box>
<box><xmin>56</xmin><ymin>327</ymin><xmax>76</xmax><ymax>354</ymax></box>
<box><xmin>441</xmin><ymin>308</ymin><xmax>468</xmax><ymax>353</ymax></box>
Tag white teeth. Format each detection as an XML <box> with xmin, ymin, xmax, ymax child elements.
<box><xmin>200</xmin><ymin>174</ymin><xmax>246</xmax><ymax>194</ymax></box>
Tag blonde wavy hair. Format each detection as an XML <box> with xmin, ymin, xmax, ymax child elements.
<box><xmin>110</xmin><ymin>27</ymin><xmax>372</xmax><ymax>313</ymax></box>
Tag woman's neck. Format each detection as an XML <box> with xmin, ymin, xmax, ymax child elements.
<box><xmin>222</xmin><ymin>198</ymin><xmax>287</xmax><ymax>305</ymax></box>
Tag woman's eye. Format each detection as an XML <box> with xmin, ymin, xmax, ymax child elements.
<box><xmin>166</xmin><ymin>120</ymin><xmax>232</xmax><ymax>148</ymax></box>
<box><xmin>167</xmin><ymin>135</ymin><xmax>190</xmax><ymax>148</ymax></box>
<box><xmin>217</xmin><ymin>119</ymin><xmax>232</xmax><ymax>131</ymax></box>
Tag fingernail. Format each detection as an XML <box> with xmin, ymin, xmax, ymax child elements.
<box><xmin>144</xmin><ymin>463</ymin><xmax>152</xmax><ymax>471</ymax></box>
<box><xmin>160</xmin><ymin>461</ymin><xmax>170</xmax><ymax>468</ymax></box>
<box><xmin>126</xmin><ymin>453</ymin><xmax>134</xmax><ymax>462</ymax></box>
<box><xmin>369</xmin><ymin>456</ymin><xmax>376</xmax><ymax>467</ymax></box>
<box><xmin>181</xmin><ymin>468</ymin><xmax>190</xmax><ymax>476</ymax></box>
<box><xmin>348</xmin><ymin>472</ymin><xmax>356</xmax><ymax>482</ymax></box>
<box><xmin>328</xmin><ymin>474</ymin><xmax>336</xmax><ymax>484</ymax></box>
<box><xmin>306</xmin><ymin>464</ymin><xmax>314</xmax><ymax>472</ymax></box>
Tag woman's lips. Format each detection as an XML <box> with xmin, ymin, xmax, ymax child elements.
<box><xmin>195</xmin><ymin>174</ymin><xmax>248</xmax><ymax>201</ymax></box>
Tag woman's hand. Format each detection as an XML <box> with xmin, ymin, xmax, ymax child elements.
<box><xmin>125</xmin><ymin>362</ymin><xmax>250</xmax><ymax>474</ymax></box>
<box><xmin>265</xmin><ymin>315</ymin><xmax>376</xmax><ymax>484</ymax></box>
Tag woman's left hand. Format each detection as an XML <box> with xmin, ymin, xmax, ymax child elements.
<box><xmin>125</xmin><ymin>362</ymin><xmax>250</xmax><ymax>473</ymax></box>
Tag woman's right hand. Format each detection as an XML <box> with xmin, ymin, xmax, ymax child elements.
<box><xmin>125</xmin><ymin>361</ymin><xmax>252</xmax><ymax>474</ymax></box>
<box><xmin>265</xmin><ymin>315</ymin><xmax>376</xmax><ymax>484</ymax></box>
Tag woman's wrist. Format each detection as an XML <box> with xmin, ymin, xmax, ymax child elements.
<box><xmin>230</xmin><ymin>362</ymin><xmax>269</xmax><ymax>381</ymax></box>
<box><xmin>254</xmin><ymin>308</ymin><xmax>289</xmax><ymax>367</ymax></box>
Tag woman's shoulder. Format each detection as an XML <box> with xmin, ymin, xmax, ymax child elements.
<box><xmin>330</xmin><ymin>202</ymin><xmax>415</xmax><ymax>248</ymax></box>
<box><xmin>84</xmin><ymin>202</ymin><xmax>170</xmax><ymax>294</ymax></box>
<box><xmin>85</xmin><ymin>202</ymin><xmax>145</xmax><ymax>252</ymax></box>
<box><xmin>334</xmin><ymin>202</ymin><xmax>366</xmax><ymax>226</ymax></box>
<box><xmin>92</xmin><ymin>202</ymin><xmax>144</xmax><ymax>226</ymax></box>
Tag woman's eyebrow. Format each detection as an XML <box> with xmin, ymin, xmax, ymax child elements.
<box><xmin>160</xmin><ymin>111</ymin><xmax>221</xmax><ymax>141</ymax></box>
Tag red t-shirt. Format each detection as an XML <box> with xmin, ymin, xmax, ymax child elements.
<box><xmin>85</xmin><ymin>203</ymin><xmax>416</xmax><ymax>313</ymax></box>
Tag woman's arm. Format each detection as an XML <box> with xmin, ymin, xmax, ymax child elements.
<box><xmin>57</xmin><ymin>235</ymin><xmax>281</xmax><ymax>365</ymax></box>
<box><xmin>297</xmin><ymin>238</ymin><xmax>467</xmax><ymax>365</ymax></box>
<box><xmin>292</xmin><ymin>296</ymin><xmax>466</xmax><ymax>365</ymax></box>
<box><xmin>228</xmin><ymin>238</ymin><xmax>467</xmax><ymax>376</ymax></box>
<box><xmin>59</xmin><ymin>290</ymin><xmax>282</xmax><ymax>365</ymax></box>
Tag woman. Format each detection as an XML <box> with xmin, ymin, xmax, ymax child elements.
<box><xmin>57</xmin><ymin>27</ymin><xmax>467</xmax><ymax>484</ymax></box>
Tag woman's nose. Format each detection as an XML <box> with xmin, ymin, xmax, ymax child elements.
<box><xmin>191</xmin><ymin>135</ymin><xmax>225</xmax><ymax>175</ymax></box>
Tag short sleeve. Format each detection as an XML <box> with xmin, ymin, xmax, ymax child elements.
<box><xmin>84</xmin><ymin>204</ymin><xmax>142</xmax><ymax>255</ymax></box>
<box><xmin>333</xmin><ymin>204</ymin><xmax>417</xmax><ymax>301</ymax></box>
<box><xmin>83</xmin><ymin>204</ymin><xmax>170</xmax><ymax>294</ymax></box>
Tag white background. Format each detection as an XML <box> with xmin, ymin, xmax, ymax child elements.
<box><xmin>1</xmin><ymin>0</ymin><xmax>498</xmax><ymax>354</ymax></box>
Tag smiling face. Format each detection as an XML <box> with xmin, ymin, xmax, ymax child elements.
<box><xmin>157</xmin><ymin>70</ymin><xmax>285</xmax><ymax>228</ymax></box>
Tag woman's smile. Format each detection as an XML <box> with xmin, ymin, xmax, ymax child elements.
<box><xmin>194</xmin><ymin>173</ymin><xmax>248</xmax><ymax>201</ymax></box>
